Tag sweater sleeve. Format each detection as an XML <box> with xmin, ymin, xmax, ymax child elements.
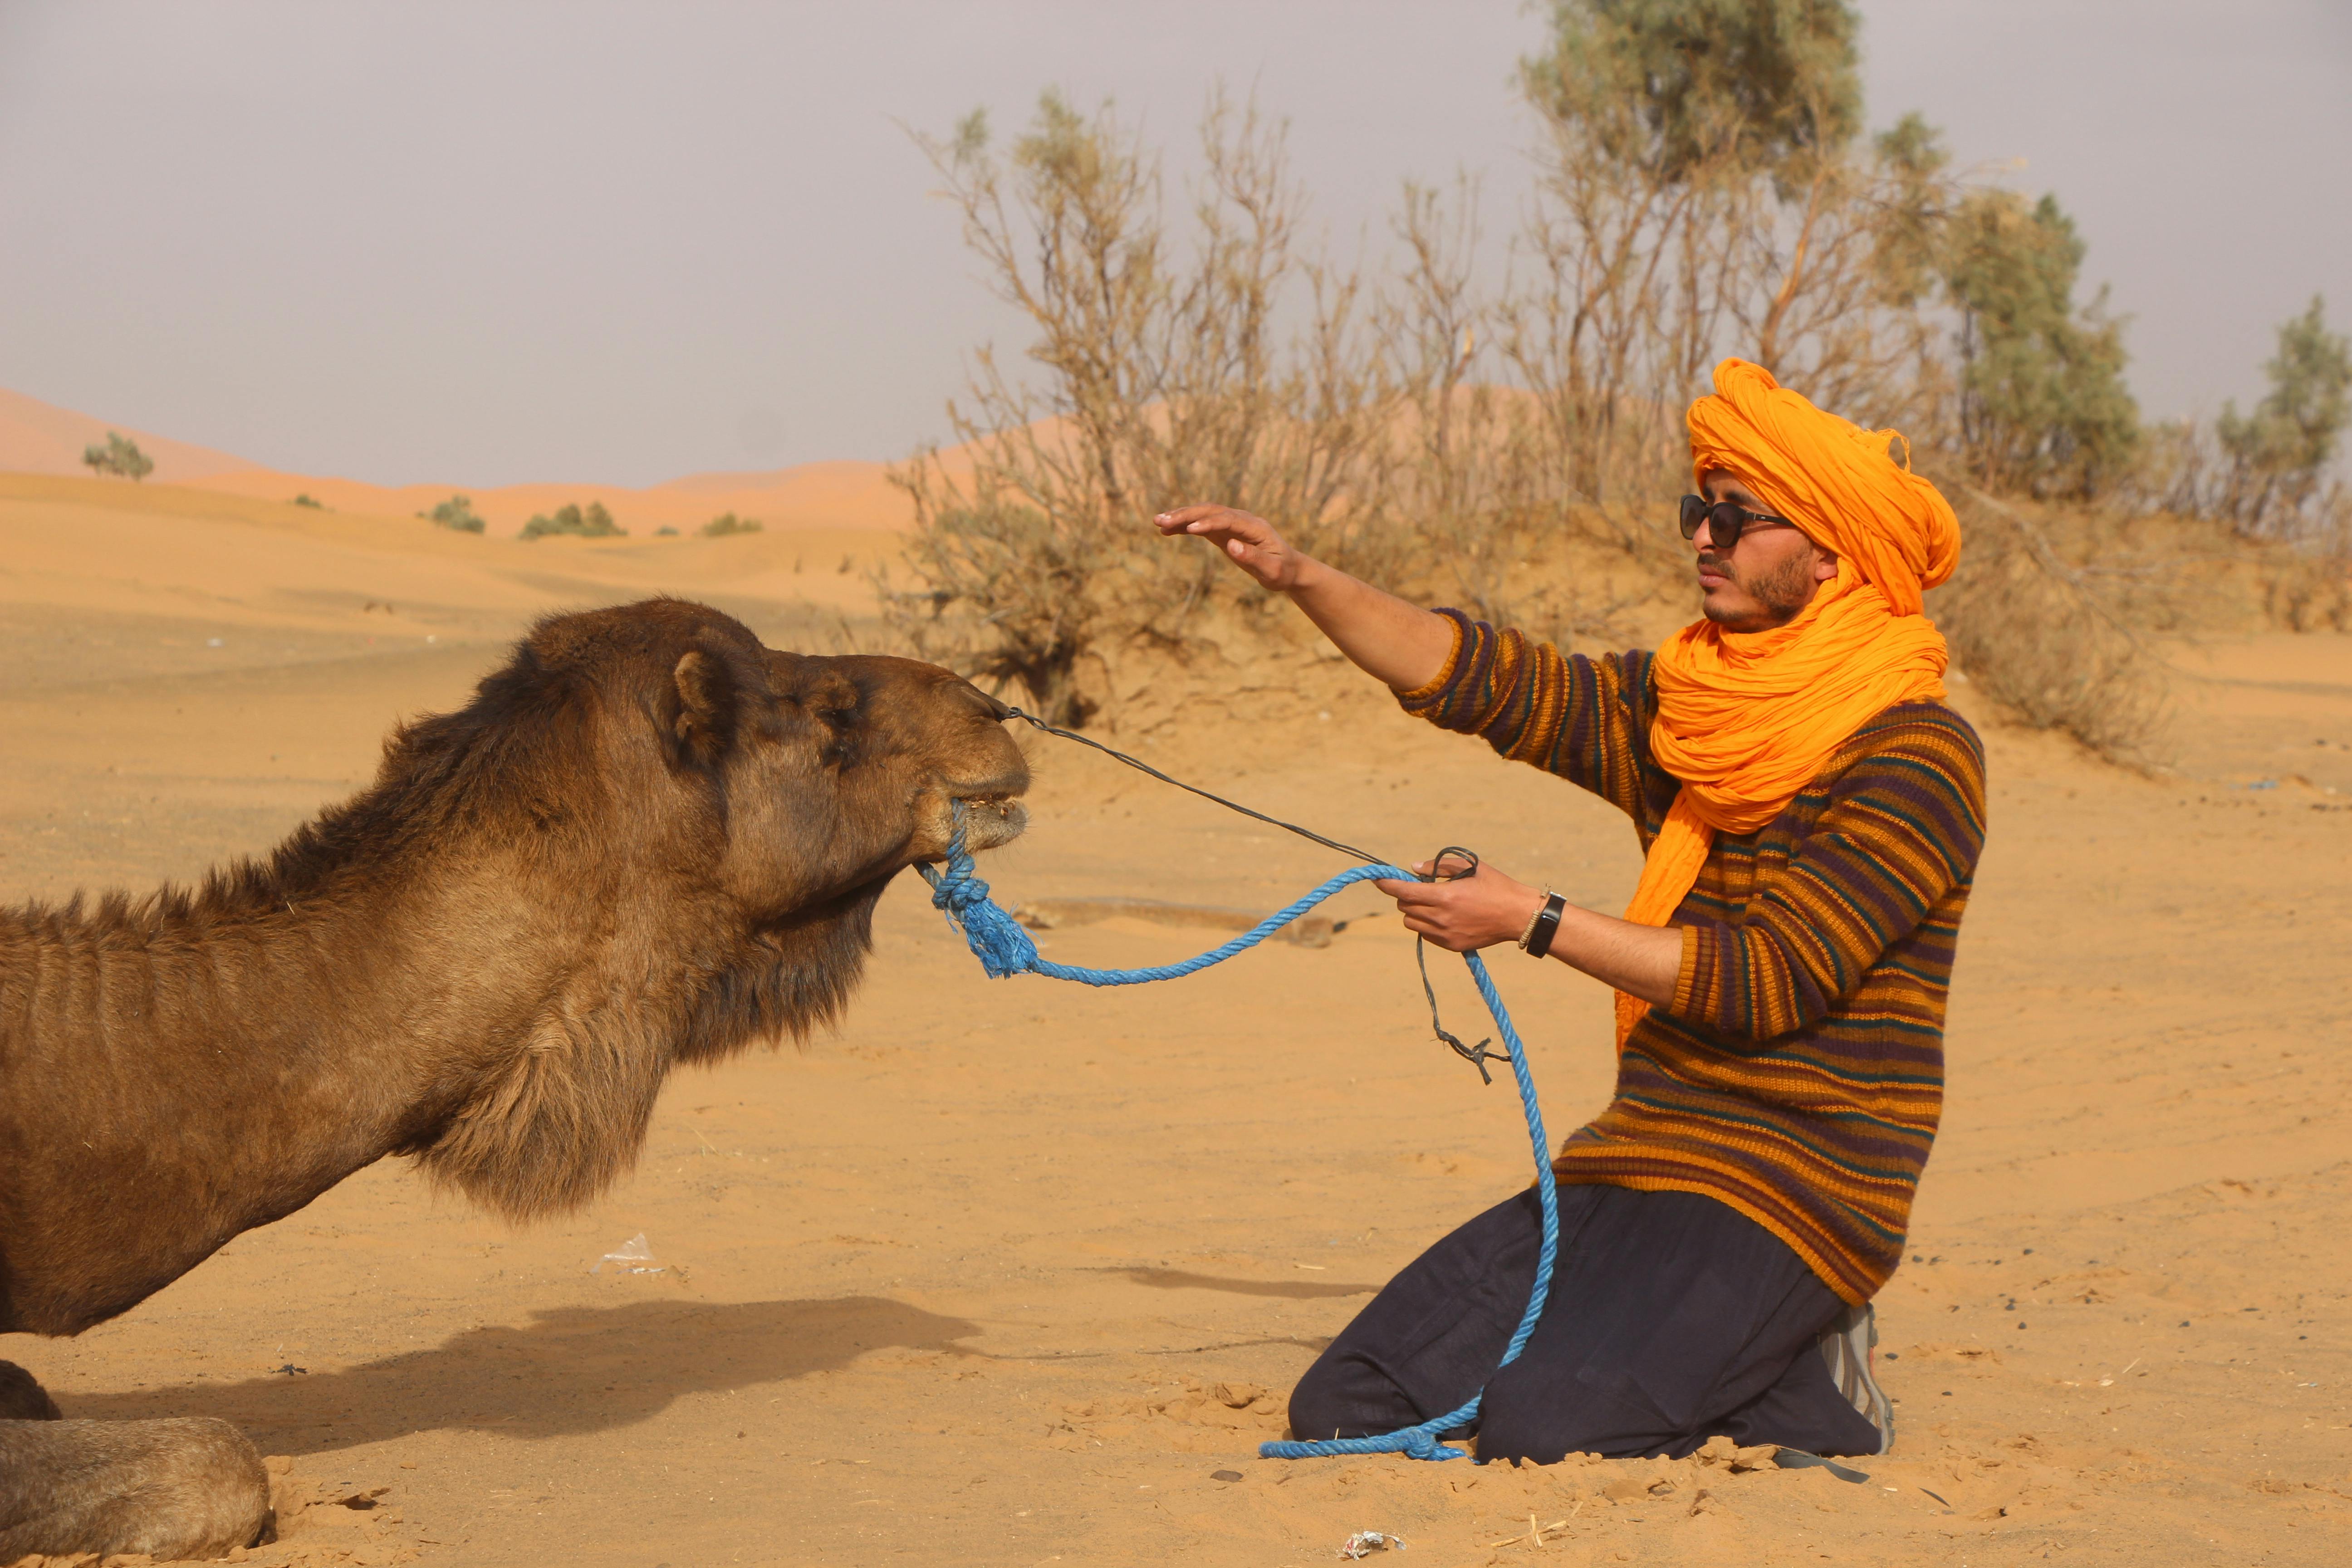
<box><xmin>1395</xmin><ymin>609</ymin><xmax>1662</xmax><ymax>825</ymax></box>
<box><xmin>1666</xmin><ymin>715</ymin><xmax>1988</xmax><ymax>1041</ymax></box>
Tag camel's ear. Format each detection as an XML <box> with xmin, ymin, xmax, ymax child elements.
<box><xmin>671</xmin><ymin>649</ymin><xmax>738</xmax><ymax>766</ymax></box>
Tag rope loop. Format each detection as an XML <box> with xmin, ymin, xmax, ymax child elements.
<box><xmin>920</xmin><ymin>804</ymin><xmax>1561</xmax><ymax>1464</ymax></box>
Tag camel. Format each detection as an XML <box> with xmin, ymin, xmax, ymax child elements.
<box><xmin>0</xmin><ymin>598</ymin><xmax>1028</xmax><ymax>1560</ymax></box>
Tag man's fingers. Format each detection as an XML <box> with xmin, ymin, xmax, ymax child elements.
<box><xmin>1396</xmin><ymin>911</ymin><xmax>1467</xmax><ymax>950</ymax></box>
<box><xmin>1151</xmin><ymin>506</ymin><xmax>1218</xmax><ymax>536</ymax></box>
<box><xmin>1155</xmin><ymin>504</ymin><xmax>1250</xmax><ymax>535</ymax></box>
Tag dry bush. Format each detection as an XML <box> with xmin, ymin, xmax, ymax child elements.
<box><xmin>2259</xmin><ymin>501</ymin><xmax>2352</xmax><ymax>631</ymax></box>
<box><xmin>1367</xmin><ymin>181</ymin><xmax>1688</xmax><ymax>647</ymax></box>
<box><xmin>1929</xmin><ymin>486</ymin><xmax>2169</xmax><ymax>764</ymax></box>
<box><xmin>882</xmin><ymin>93</ymin><xmax>1399</xmax><ymax>725</ymax></box>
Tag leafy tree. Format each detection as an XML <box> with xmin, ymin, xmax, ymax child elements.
<box><xmin>2216</xmin><ymin>296</ymin><xmax>2350</xmax><ymax>534</ymax></box>
<box><xmin>1509</xmin><ymin>1</ymin><xmax>1962</xmax><ymax>495</ymax></box>
<box><xmin>81</xmin><ymin>431</ymin><xmax>154</xmax><ymax>482</ymax></box>
<box><xmin>1867</xmin><ymin>113</ymin><xmax>1953</xmax><ymax>308</ymax></box>
<box><xmin>1513</xmin><ymin>3</ymin><xmax>2137</xmax><ymax>501</ymax></box>
<box><xmin>1525</xmin><ymin>0</ymin><xmax>1862</xmax><ymax>184</ymax></box>
<box><xmin>293</xmin><ymin>493</ymin><xmax>324</xmax><ymax>509</ymax></box>
<box><xmin>1942</xmin><ymin>190</ymin><xmax>2138</xmax><ymax>498</ymax></box>
<box><xmin>701</xmin><ymin>511</ymin><xmax>764</xmax><ymax>537</ymax></box>
<box><xmin>421</xmin><ymin>494</ymin><xmax>485</xmax><ymax>533</ymax></box>
<box><xmin>519</xmin><ymin>501</ymin><xmax>625</xmax><ymax>540</ymax></box>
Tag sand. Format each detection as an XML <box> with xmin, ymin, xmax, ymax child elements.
<box><xmin>3</xmin><ymin>470</ymin><xmax>2348</xmax><ymax>1567</ymax></box>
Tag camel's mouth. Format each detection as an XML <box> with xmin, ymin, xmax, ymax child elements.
<box><xmin>951</xmin><ymin>793</ymin><xmax>1028</xmax><ymax>852</ymax></box>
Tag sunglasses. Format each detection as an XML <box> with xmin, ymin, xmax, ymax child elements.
<box><xmin>1679</xmin><ymin>494</ymin><xmax>1800</xmax><ymax>549</ymax></box>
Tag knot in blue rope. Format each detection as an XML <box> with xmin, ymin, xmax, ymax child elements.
<box><xmin>918</xmin><ymin>837</ymin><xmax>1039</xmax><ymax>978</ymax></box>
<box><xmin>1400</xmin><ymin>1427</ymin><xmax>1448</xmax><ymax>1460</ymax></box>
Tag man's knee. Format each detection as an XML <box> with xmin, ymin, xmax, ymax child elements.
<box><xmin>1284</xmin><ymin>1356</ymin><xmax>1352</xmax><ymax>1442</ymax></box>
<box><xmin>1284</xmin><ymin>1349</ymin><xmax>1433</xmax><ymax>1443</ymax></box>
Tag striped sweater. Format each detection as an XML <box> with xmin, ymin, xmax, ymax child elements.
<box><xmin>1400</xmin><ymin>611</ymin><xmax>1987</xmax><ymax>1303</ymax></box>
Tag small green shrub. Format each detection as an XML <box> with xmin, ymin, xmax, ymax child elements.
<box><xmin>701</xmin><ymin>511</ymin><xmax>764</xmax><ymax>537</ymax></box>
<box><xmin>519</xmin><ymin>501</ymin><xmax>625</xmax><ymax>541</ymax></box>
<box><xmin>292</xmin><ymin>493</ymin><xmax>323</xmax><ymax>509</ymax></box>
<box><xmin>81</xmin><ymin>431</ymin><xmax>153</xmax><ymax>482</ymax></box>
<box><xmin>2214</xmin><ymin>296</ymin><xmax>2350</xmax><ymax>537</ymax></box>
<box><xmin>421</xmin><ymin>494</ymin><xmax>485</xmax><ymax>533</ymax></box>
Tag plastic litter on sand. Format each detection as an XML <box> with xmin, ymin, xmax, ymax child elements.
<box><xmin>1339</xmin><ymin>1531</ymin><xmax>1405</xmax><ymax>1558</ymax></box>
<box><xmin>592</xmin><ymin>1232</ymin><xmax>664</xmax><ymax>1275</ymax></box>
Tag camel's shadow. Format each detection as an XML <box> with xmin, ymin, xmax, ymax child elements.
<box><xmin>48</xmin><ymin>1296</ymin><xmax>975</xmax><ymax>1454</ymax></box>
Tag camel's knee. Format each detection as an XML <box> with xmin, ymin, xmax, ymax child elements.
<box><xmin>0</xmin><ymin>1361</ymin><xmax>64</xmax><ymax>1422</ymax></box>
<box><xmin>0</xmin><ymin>1415</ymin><xmax>270</xmax><ymax>1562</ymax></box>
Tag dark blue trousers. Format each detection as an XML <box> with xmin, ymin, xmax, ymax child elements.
<box><xmin>1287</xmin><ymin>1184</ymin><xmax>1882</xmax><ymax>1462</ymax></box>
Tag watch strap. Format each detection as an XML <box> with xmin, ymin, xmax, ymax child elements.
<box><xmin>1523</xmin><ymin>891</ymin><xmax>1567</xmax><ymax>959</ymax></box>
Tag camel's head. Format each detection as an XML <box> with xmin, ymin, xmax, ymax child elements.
<box><xmin>363</xmin><ymin>599</ymin><xmax>1029</xmax><ymax>1222</ymax></box>
<box><xmin>430</xmin><ymin>599</ymin><xmax>1028</xmax><ymax>921</ymax></box>
<box><xmin>746</xmin><ymin>646</ymin><xmax>1033</xmax><ymax>894</ymax></box>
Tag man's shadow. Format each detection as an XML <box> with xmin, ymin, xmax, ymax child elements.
<box><xmin>42</xmin><ymin>1296</ymin><xmax>976</xmax><ymax>1455</ymax></box>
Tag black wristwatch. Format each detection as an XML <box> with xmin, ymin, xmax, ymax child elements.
<box><xmin>1520</xmin><ymin>891</ymin><xmax>1567</xmax><ymax>959</ymax></box>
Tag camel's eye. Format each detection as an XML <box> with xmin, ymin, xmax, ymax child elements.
<box><xmin>809</xmin><ymin>699</ymin><xmax>862</xmax><ymax>767</ymax></box>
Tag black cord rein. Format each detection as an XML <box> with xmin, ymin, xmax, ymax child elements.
<box><xmin>1000</xmin><ymin>708</ymin><xmax>1509</xmax><ymax>1086</ymax></box>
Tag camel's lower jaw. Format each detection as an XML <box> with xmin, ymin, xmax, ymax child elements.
<box><xmin>951</xmin><ymin>795</ymin><xmax>1028</xmax><ymax>852</ymax></box>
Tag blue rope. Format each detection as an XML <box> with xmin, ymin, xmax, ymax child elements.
<box><xmin>917</xmin><ymin>814</ymin><xmax>1559</xmax><ymax>1463</ymax></box>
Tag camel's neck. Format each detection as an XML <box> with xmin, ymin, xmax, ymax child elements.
<box><xmin>0</xmin><ymin>839</ymin><xmax>778</xmax><ymax>1337</ymax></box>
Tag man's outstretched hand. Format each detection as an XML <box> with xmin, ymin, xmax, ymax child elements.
<box><xmin>1153</xmin><ymin>505</ymin><xmax>1313</xmax><ymax>594</ymax></box>
<box><xmin>1152</xmin><ymin>499</ymin><xmax>1452</xmax><ymax>701</ymax></box>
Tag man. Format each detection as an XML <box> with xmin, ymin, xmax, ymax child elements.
<box><xmin>1153</xmin><ymin>359</ymin><xmax>1984</xmax><ymax>1463</ymax></box>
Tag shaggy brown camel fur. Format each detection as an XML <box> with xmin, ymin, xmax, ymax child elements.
<box><xmin>0</xmin><ymin>597</ymin><xmax>1028</xmax><ymax>1559</ymax></box>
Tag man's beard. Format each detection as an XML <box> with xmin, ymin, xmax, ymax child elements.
<box><xmin>1700</xmin><ymin>549</ymin><xmax>1818</xmax><ymax>629</ymax></box>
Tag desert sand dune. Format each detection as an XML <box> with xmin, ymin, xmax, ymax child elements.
<box><xmin>0</xmin><ymin>388</ymin><xmax>264</xmax><ymax>486</ymax></box>
<box><xmin>0</xmin><ymin>387</ymin><xmax>916</xmax><ymax>535</ymax></box>
<box><xmin>1</xmin><ymin>471</ymin><xmax>2346</xmax><ymax>1565</ymax></box>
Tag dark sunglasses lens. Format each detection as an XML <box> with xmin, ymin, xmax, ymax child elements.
<box><xmin>1678</xmin><ymin>496</ymin><xmax>1744</xmax><ymax>547</ymax></box>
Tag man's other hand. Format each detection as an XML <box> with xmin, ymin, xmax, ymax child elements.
<box><xmin>1154</xmin><ymin>505</ymin><xmax>1309</xmax><ymax>593</ymax></box>
<box><xmin>1375</xmin><ymin>860</ymin><xmax>1546</xmax><ymax>953</ymax></box>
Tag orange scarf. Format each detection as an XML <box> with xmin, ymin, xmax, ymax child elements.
<box><xmin>1616</xmin><ymin>360</ymin><xmax>1960</xmax><ymax>1045</ymax></box>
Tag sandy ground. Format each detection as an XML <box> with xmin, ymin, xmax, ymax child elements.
<box><xmin>3</xmin><ymin>474</ymin><xmax>2349</xmax><ymax>1567</ymax></box>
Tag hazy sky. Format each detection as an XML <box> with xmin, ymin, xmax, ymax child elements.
<box><xmin>2</xmin><ymin>1</ymin><xmax>2347</xmax><ymax>488</ymax></box>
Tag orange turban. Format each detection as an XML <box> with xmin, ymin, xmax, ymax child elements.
<box><xmin>1614</xmin><ymin>360</ymin><xmax>1960</xmax><ymax>1046</ymax></box>
<box><xmin>1685</xmin><ymin>358</ymin><xmax>1960</xmax><ymax>614</ymax></box>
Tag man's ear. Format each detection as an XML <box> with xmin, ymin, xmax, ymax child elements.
<box><xmin>1812</xmin><ymin>545</ymin><xmax>1841</xmax><ymax>585</ymax></box>
<box><xmin>671</xmin><ymin>648</ymin><xmax>738</xmax><ymax>766</ymax></box>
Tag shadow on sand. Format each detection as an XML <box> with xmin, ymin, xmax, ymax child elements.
<box><xmin>1103</xmin><ymin>1267</ymin><xmax>1379</xmax><ymax>1300</ymax></box>
<box><xmin>46</xmin><ymin>1295</ymin><xmax>976</xmax><ymax>1454</ymax></box>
